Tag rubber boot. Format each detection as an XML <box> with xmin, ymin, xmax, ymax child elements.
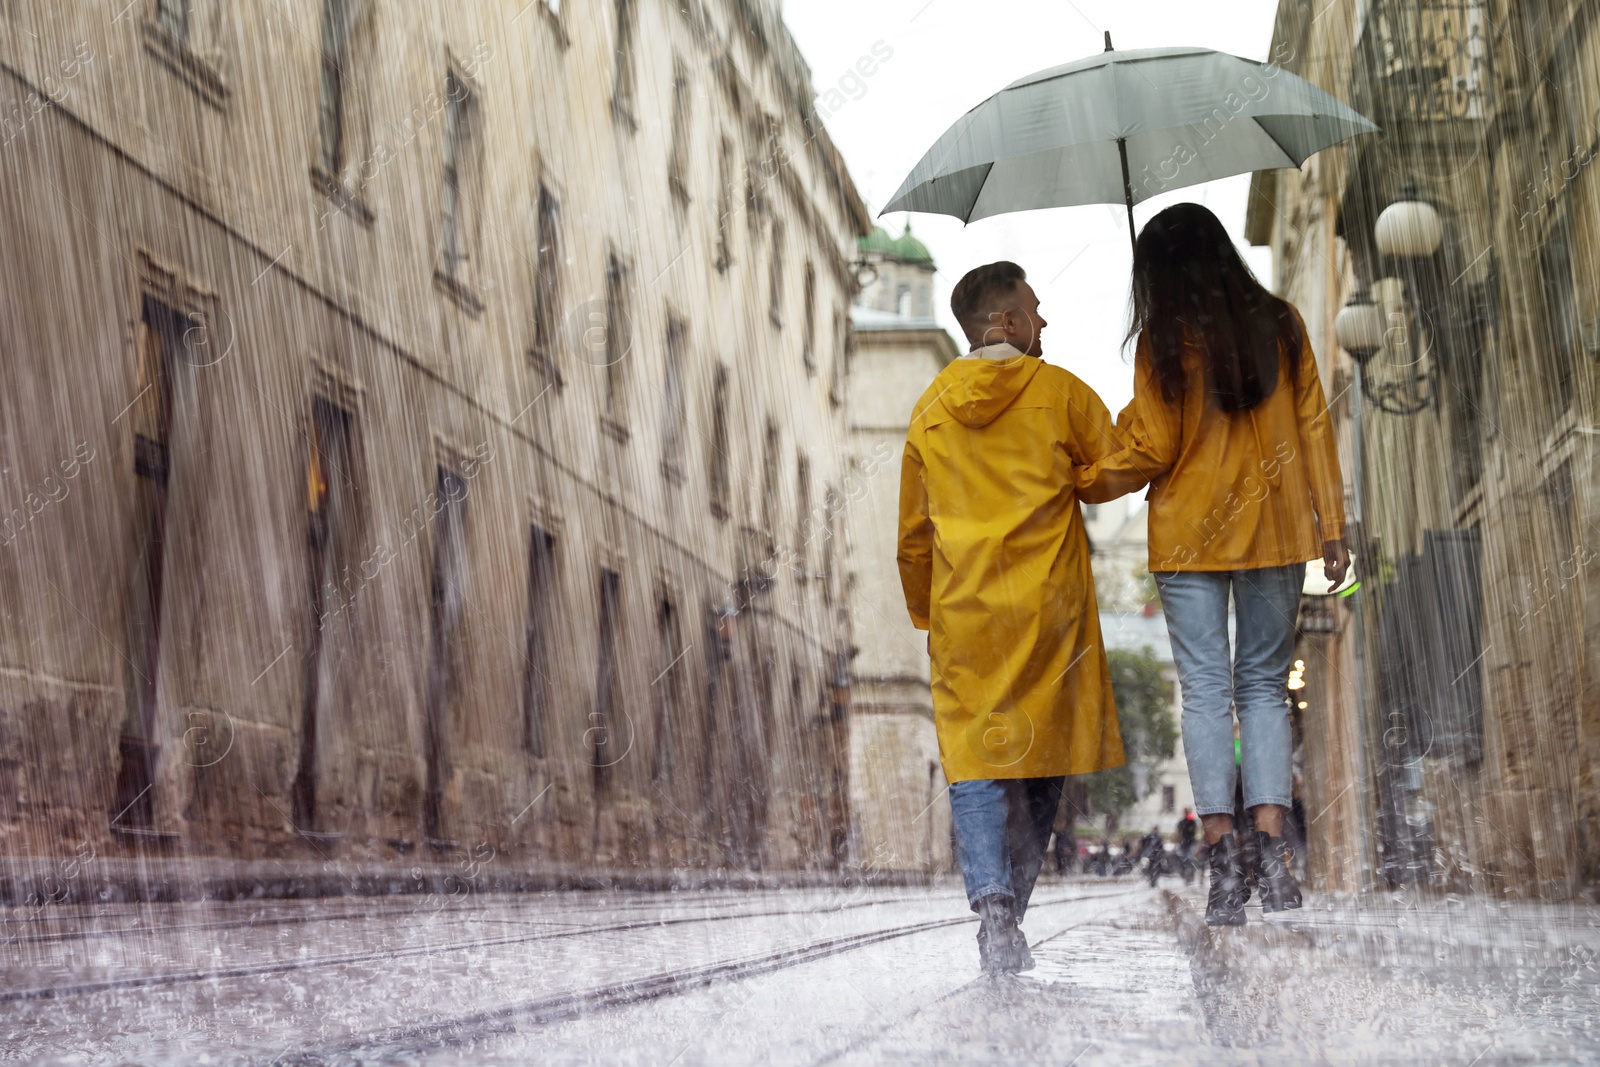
<box><xmin>975</xmin><ymin>894</ymin><xmax>1026</xmax><ymax>974</ymax></box>
<box><xmin>1256</xmin><ymin>830</ymin><xmax>1303</xmax><ymax>913</ymax></box>
<box><xmin>1205</xmin><ymin>833</ymin><xmax>1249</xmax><ymax>927</ymax></box>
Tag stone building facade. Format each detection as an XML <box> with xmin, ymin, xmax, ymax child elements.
<box><xmin>0</xmin><ymin>0</ymin><xmax>870</xmax><ymax>877</ymax></box>
<box><xmin>1249</xmin><ymin>0</ymin><xmax>1598</xmax><ymax>897</ymax></box>
<box><xmin>844</xmin><ymin>223</ymin><xmax>958</xmax><ymax>875</ymax></box>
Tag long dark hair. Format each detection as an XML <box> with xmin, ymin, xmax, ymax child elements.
<box><xmin>1127</xmin><ymin>203</ymin><xmax>1299</xmax><ymax>413</ymax></box>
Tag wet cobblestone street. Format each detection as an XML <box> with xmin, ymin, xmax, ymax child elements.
<box><xmin>5</xmin><ymin>879</ymin><xmax>1598</xmax><ymax>1065</ymax></box>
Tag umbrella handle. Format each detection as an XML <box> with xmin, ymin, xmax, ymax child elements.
<box><xmin>1116</xmin><ymin>137</ymin><xmax>1137</xmax><ymax>254</ymax></box>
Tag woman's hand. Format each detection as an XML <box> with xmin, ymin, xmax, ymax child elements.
<box><xmin>1323</xmin><ymin>538</ymin><xmax>1350</xmax><ymax>592</ymax></box>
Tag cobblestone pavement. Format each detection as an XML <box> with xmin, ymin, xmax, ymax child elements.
<box><xmin>3</xmin><ymin>878</ymin><xmax>1597</xmax><ymax>1065</ymax></box>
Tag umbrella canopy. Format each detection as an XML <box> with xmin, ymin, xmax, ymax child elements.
<box><xmin>883</xmin><ymin>35</ymin><xmax>1378</xmax><ymax>248</ymax></box>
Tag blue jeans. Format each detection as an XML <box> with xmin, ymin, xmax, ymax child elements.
<box><xmin>1155</xmin><ymin>565</ymin><xmax>1301</xmax><ymax>817</ymax></box>
<box><xmin>949</xmin><ymin>777</ymin><xmax>1063</xmax><ymax>917</ymax></box>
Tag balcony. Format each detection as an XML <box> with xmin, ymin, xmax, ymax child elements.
<box><xmin>1352</xmin><ymin>0</ymin><xmax>1491</xmax><ymax>126</ymax></box>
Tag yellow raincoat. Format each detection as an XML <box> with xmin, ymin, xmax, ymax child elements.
<box><xmin>1074</xmin><ymin>306</ymin><xmax>1346</xmax><ymax>571</ymax></box>
<box><xmin>898</xmin><ymin>350</ymin><xmax>1125</xmax><ymax>783</ymax></box>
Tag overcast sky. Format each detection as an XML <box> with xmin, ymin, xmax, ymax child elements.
<box><xmin>784</xmin><ymin>0</ymin><xmax>1281</xmax><ymax>411</ymax></box>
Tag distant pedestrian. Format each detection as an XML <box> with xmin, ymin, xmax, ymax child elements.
<box><xmin>1053</xmin><ymin>825</ymin><xmax>1077</xmax><ymax>875</ymax></box>
<box><xmin>898</xmin><ymin>261</ymin><xmax>1127</xmax><ymax>975</ymax></box>
<box><xmin>1176</xmin><ymin>808</ymin><xmax>1198</xmax><ymax>882</ymax></box>
<box><xmin>1114</xmin><ymin>836</ymin><xmax>1138</xmax><ymax>876</ymax></box>
<box><xmin>1177</xmin><ymin>808</ymin><xmax>1197</xmax><ymax>854</ymax></box>
<box><xmin>1140</xmin><ymin>825</ymin><xmax>1164</xmax><ymax>885</ymax></box>
<box><xmin>1075</xmin><ymin>204</ymin><xmax>1349</xmax><ymax>926</ymax></box>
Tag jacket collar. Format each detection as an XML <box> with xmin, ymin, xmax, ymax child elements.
<box><xmin>961</xmin><ymin>341</ymin><xmax>1025</xmax><ymax>361</ymax></box>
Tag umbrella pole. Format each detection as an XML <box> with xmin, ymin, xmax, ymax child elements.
<box><xmin>1116</xmin><ymin>137</ymin><xmax>1137</xmax><ymax>254</ymax></box>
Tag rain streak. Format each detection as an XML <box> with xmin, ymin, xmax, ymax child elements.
<box><xmin>1</xmin><ymin>1</ymin><xmax>1597</xmax><ymax>1064</ymax></box>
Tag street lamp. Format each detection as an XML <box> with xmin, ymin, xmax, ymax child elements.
<box><xmin>1374</xmin><ymin>188</ymin><xmax>1444</xmax><ymax>258</ymax></box>
<box><xmin>1334</xmin><ymin>287</ymin><xmax>1384</xmax><ymax>360</ymax></box>
<box><xmin>1334</xmin><ymin>184</ymin><xmax>1445</xmax><ymax>415</ymax></box>
<box><xmin>1336</xmin><ymin>283</ymin><xmax>1434</xmax><ymax>416</ymax></box>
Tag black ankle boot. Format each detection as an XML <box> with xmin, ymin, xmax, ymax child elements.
<box><xmin>1205</xmin><ymin>833</ymin><xmax>1249</xmax><ymax>927</ymax></box>
<box><xmin>1256</xmin><ymin>831</ymin><xmax>1303</xmax><ymax>913</ymax></box>
<box><xmin>1009</xmin><ymin>922</ymin><xmax>1036</xmax><ymax>972</ymax></box>
<box><xmin>975</xmin><ymin>894</ymin><xmax>1026</xmax><ymax>974</ymax></box>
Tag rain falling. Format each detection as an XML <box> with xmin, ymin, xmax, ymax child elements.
<box><xmin>1</xmin><ymin>0</ymin><xmax>1596</xmax><ymax>1064</ymax></box>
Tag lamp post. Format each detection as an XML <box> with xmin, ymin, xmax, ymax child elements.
<box><xmin>1334</xmin><ymin>184</ymin><xmax>1446</xmax><ymax>416</ymax></box>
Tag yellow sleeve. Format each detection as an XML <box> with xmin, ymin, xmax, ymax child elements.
<box><xmin>1071</xmin><ymin>342</ymin><xmax>1180</xmax><ymax>503</ymax></box>
<box><xmin>1292</xmin><ymin>318</ymin><xmax>1347</xmax><ymax>542</ymax></box>
<box><xmin>896</xmin><ymin>433</ymin><xmax>933</xmax><ymax>631</ymax></box>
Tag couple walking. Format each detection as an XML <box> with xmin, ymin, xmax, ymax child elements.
<box><xmin>897</xmin><ymin>203</ymin><xmax>1349</xmax><ymax>974</ymax></box>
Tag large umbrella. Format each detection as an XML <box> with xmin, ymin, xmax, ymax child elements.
<box><xmin>883</xmin><ymin>33</ymin><xmax>1378</xmax><ymax>249</ymax></box>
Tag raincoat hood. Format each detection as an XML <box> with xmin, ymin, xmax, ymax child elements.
<box><xmin>937</xmin><ymin>355</ymin><xmax>1043</xmax><ymax>428</ymax></box>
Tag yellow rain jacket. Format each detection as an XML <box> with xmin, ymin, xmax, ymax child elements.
<box><xmin>898</xmin><ymin>350</ymin><xmax>1125</xmax><ymax>784</ymax></box>
<box><xmin>1074</xmin><ymin>306</ymin><xmax>1346</xmax><ymax>572</ymax></box>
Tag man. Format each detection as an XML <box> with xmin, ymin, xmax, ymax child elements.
<box><xmin>898</xmin><ymin>261</ymin><xmax>1126</xmax><ymax>975</ymax></box>
<box><xmin>1177</xmin><ymin>807</ymin><xmax>1199</xmax><ymax>884</ymax></box>
<box><xmin>1141</xmin><ymin>824</ymin><xmax>1165</xmax><ymax>886</ymax></box>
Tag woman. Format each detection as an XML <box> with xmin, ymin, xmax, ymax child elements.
<box><xmin>1077</xmin><ymin>203</ymin><xmax>1349</xmax><ymax>926</ymax></box>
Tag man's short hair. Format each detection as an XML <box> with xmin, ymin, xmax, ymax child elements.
<box><xmin>950</xmin><ymin>261</ymin><xmax>1027</xmax><ymax>336</ymax></box>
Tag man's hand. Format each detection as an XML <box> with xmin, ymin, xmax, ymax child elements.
<box><xmin>1323</xmin><ymin>538</ymin><xmax>1351</xmax><ymax>592</ymax></box>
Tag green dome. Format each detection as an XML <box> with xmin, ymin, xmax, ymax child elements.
<box><xmin>857</xmin><ymin>226</ymin><xmax>897</xmax><ymax>255</ymax></box>
<box><xmin>891</xmin><ymin>222</ymin><xmax>933</xmax><ymax>265</ymax></box>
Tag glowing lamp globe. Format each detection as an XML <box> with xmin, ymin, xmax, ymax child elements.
<box><xmin>1374</xmin><ymin>197</ymin><xmax>1443</xmax><ymax>258</ymax></box>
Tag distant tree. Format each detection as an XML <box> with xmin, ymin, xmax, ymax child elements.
<box><xmin>1085</xmin><ymin>646</ymin><xmax>1178</xmax><ymax>822</ymax></box>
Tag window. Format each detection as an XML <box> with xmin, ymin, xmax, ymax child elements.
<box><xmin>318</xmin><ymin>0</ymin><xmax>351</xmax><ymax>177</ymax></box>
<box><xmin>522</xmin><ymin>526</ymin><xmax>557</xmax><ymax>756</ymax></box>
<box><xmin>423</xmin><ymin>466</ymin><xmax>469</xmax><ymax>842</ymax></box>
<box><xmin>661</xmin><ymin>312</ymin><xmax>688</xmax><ymax>477</ymax></box>
<box><xmin>1538</xmin><ymin>218</ymin><xmax>1580</xmax><ymax>416</ymax></box>
<box><xmin>156</xmin><ymin>0</ymin><xmax>190</xmax><ymax>40</ymax></box>
<box><xmin>603</xmin><ymin>253</ymin><xmax>632</xmax><ymax>424</ymax></box>
<box><xmin>592</xmin><ymin>568</ymin><xmax>624</xmax><ymax>797</ymax></box>
<box><xmin>801</xmin><ymin>264</ymin><xmax>817</xmax><ymax>374</ymax></box>
<box><xmin>667</xmin><ymin>61</ymin><xmax>692</xmax><ymax>206</ymax></box>
<box><xmin>794</xmin><ymin>454</ymin><xmax>811</xmax><ymax>581</ymax></box>
<box><xmin>714</xmin><ymin>137</ymin><xmax>734</xmax><ymax>271</ymax></box>
<box><xmin>708</xmin><ymin>365</ymin><xmax>730</xmax><ymax>520</ymax></box>
<box><xmin>821</xmin><ymin>486</ymin><xmax>839</xmax><ymax>605</ymax></box>
<box><xmin>828</xmin><ymin>309</ymin><xmax>847</xmax><ymax>408</ymax></box>
<box><xmin>652</xmin><ymin>596</ymin><xmax>683</xmax><ymax>781</ymax></box>
<box><xmin>532</xmin><ymin>183</ymin><xmax>562</xmax><ymax>379</ymax></box>
<box><xmin>113</xmin><ymin>296</ymin><xmax>185</xmax><ymax>832</ymax></box>
<box><xmin>143</xmin><ymin>0</ymin><xmax>227</xmax><ymax>106</ymax></box>
<box><xmin>744</xmin><ymin>138</ymin><xmax>766</xmax><ymax>235</ymax></box>
<box><xmin>312</xmin><ymin>0</ymin><xmax>375</xmax><ymax>216</ymax></box>
<box><xmin>767</xmin><ymin>221</ymin><xmax>786</xmax><ymax>327</ymax></box>
<box><xmin>610</xmin><ymin>0</ymin><xmax>638</xmax><ymax>127</ymax></box>
<box><xmin>1161</xmin><ymin>785</ymin><xmax>1176</xmax><ymax>814</ymax></box>
<box><xmin>1547</xmin><ymin>462</ymin><xmax>1577</xmax><ymax>563</ymax></box>
<box><xmin>293</xmin><ymin>398</ymin><xmax>357</xmax><ymax>831</ymax></box>
<box><xmin>760</xmin><ymin>419</ymin><xmax>780</xmax><ymax>538</ymax></box>
<box><xmin>438</xmin><ymin>68</ymin><xmax>480</xmax><ymax>283</ymax></box>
